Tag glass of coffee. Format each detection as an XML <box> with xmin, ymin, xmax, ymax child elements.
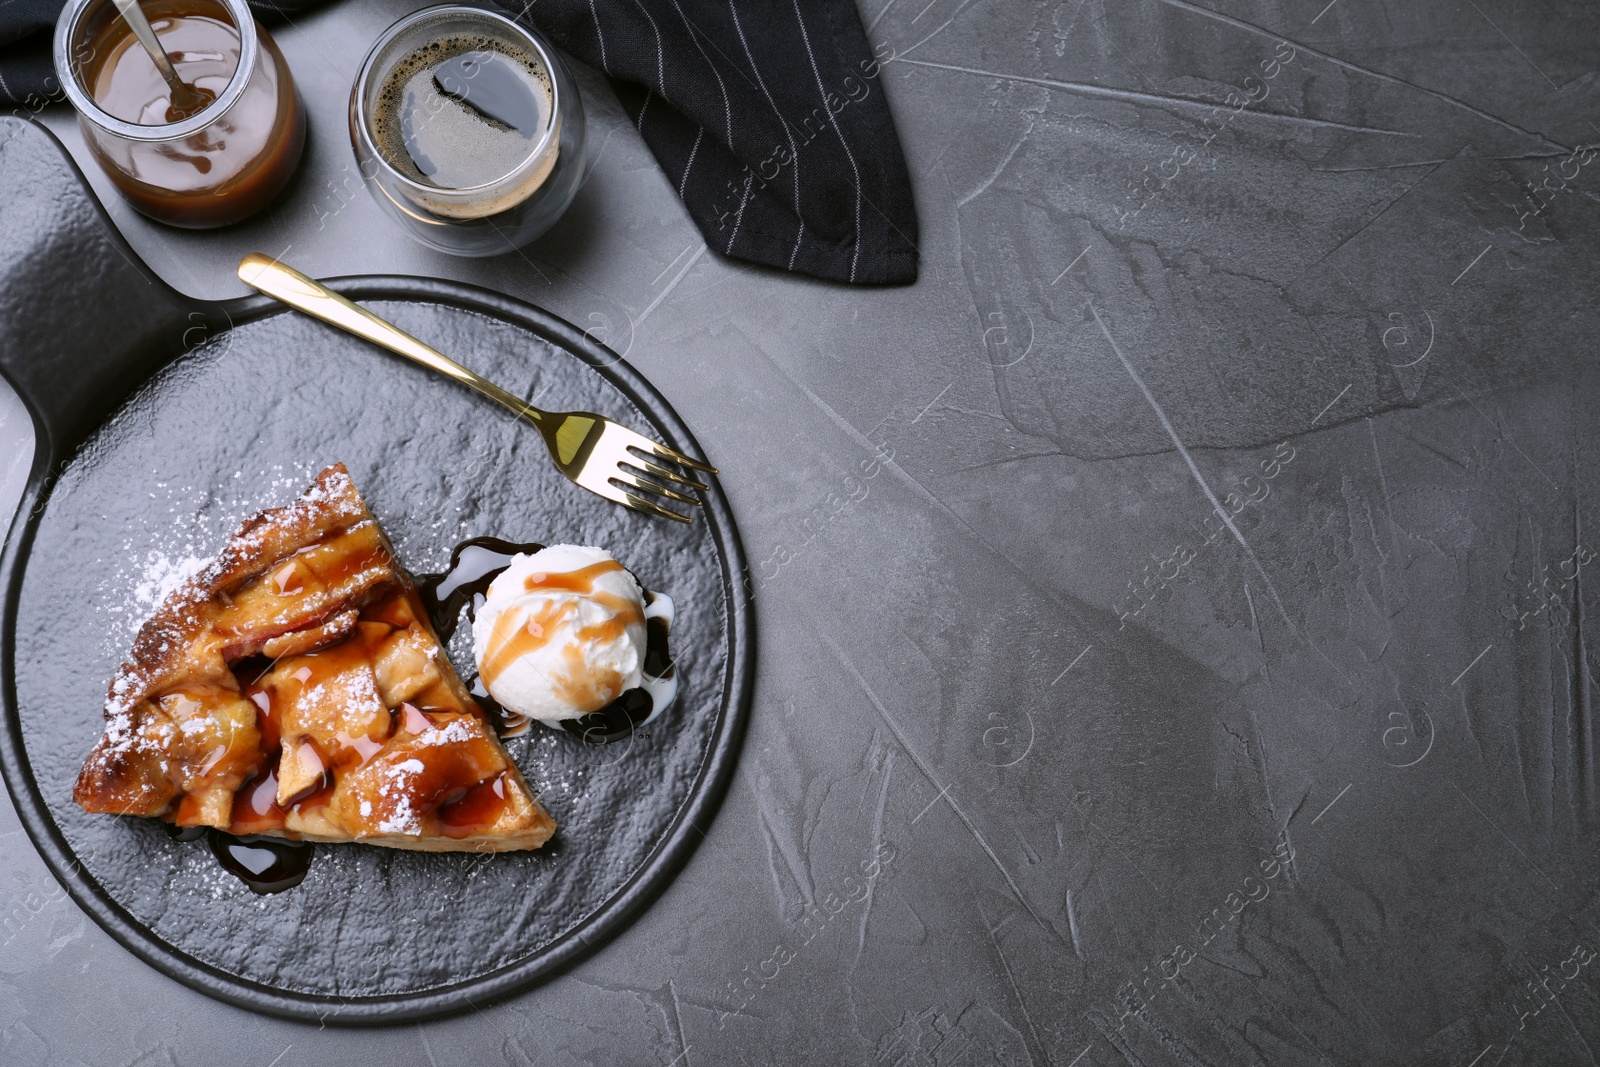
<box><xmin>350</xmin><ymin>5</ymin><xmax>585</xmax><ymax>257</ymax></box>
<box><xmin>53</xmin><ymin>0</ymin><xmax>305</xmax><ymax>228</ymax></box>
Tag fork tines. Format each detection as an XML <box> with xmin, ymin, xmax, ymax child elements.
<box><xmin>589</xmin><ymin>435</ymin><xmax>717</xmax><ymax>524</ymax></box>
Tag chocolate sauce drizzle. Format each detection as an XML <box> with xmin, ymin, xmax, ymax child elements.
<box><xmin>207</xmin><ymin>833</ymin><xmax>314</xmax><ymax>895</ymax></box>
<box><xmin>163</xmin><ymin>822</ymin><xmax>313</xmax><ymax>895</ymax></box>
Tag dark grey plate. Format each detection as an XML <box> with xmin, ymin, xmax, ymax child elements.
<box><xmin>0</xmin><ymin>119</ymin><xmax>752</xmax><ymax>1024</ymax></box>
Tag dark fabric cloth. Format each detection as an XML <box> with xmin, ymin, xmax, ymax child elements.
<box><xmin>553</xmin><ymin>0</ymin><xmax>918</xmax><ymax>284</ymax></box>
<box><xmin>0</xmin><ymin>0</ymin><xmax>918</xmax><ymax>285</ymax></box>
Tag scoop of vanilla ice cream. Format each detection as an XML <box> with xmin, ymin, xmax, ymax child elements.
<box><xmin>471</xmin><ymin>544</ymin><xmax>648</xmax><ymax>722</ymax></box>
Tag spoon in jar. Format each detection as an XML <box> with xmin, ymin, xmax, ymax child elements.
<box><xmin>109</xmin><ymin>0</ymin><xmax>215</xmax><ymax>121</ymax></box>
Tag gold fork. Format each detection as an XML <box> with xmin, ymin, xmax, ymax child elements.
<box><xmin>237</xmin><ymin>253</ymin><xmax>715</xmax><ymax>524</ymax></box>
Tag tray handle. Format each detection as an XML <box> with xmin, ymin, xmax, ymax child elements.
<box><xmin>0</xmin><ymin>118</ymin><xmax>221</xmax><ymax>470</ymax></box>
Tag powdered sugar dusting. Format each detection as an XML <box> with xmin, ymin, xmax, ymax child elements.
<box><xmin>418</xmin><ymin>718</ymin><xmax>475</xmax><ymax>746</ymax></box>
<box><xmin>301</xmin><ymin>670</ymin><xmax>385</xmax><ymax>724</ymax></box>
<box><xmin>377</xmin><ymin>758</ymin><xmax>427</xmax><ymax>834</ymax></box>
<box><xmin>132</xmin><ymin>552</ymin><xmax>207</xmax><ymax>613</ymax></box>
<box><xmin>101</xmin><ymin>463</ymin><xmax>322</xmax><ymax>646</ymax></box>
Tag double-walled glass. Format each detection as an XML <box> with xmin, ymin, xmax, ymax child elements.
<box><xmin>350</xmin><ymin>5</ymin><xmax>585</xmax><ymax>257</ymax></box>
<box><xmin>53</xmin><ymin>0</ymin><xmax>305</xmax><ymax>228</ymax></box>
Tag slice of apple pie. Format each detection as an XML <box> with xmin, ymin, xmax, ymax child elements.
<box><xmin>73</xmin><ymin>464</ymin><xmax>556</xmax><ymax>852</ymax></box>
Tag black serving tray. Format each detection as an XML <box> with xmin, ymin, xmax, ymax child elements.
<box><xmin>0</xmin><ymin>117</ymin><xmax>753</xmax><ymax>1024</ymax></box>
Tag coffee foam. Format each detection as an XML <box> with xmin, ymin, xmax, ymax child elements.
<box><xmin>370</xmin><ymin>31</ymin><xmax>557</xmax><ymax>218</ymax></box>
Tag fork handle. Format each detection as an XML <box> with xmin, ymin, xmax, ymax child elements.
<box><xmin>237</xmin><ymin>253</ymin><xmax>542</xmax><ymax>424</ymax></box>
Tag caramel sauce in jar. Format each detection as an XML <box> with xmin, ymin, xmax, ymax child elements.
<box><xmin>59</xmin><ymin>0</ymin><xmax>305</xmax><ymax>227</ymax></box>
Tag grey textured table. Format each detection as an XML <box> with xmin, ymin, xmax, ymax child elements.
<box><xmin>4</xmin><ymin>0</ymin><xmax>1599</xmax><ymax>1063</ymax></box>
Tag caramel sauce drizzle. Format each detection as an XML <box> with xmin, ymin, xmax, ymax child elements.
<box><xmin>157</xmin><ymin>526</ymin><xmax>521</xmax><ymax>893</ymax></box>
<box><xmin>479</xmin><ymin>599</ymin><xmax>576</xmax><ymax>688</ymax></box>
<box><xmin>479</xmin><ymin>559</ymin><xmax>646</xmax><ymax>712</ymax></box>
<box><xmin>521</xmin><ymin>559</ymin><xmax>623</xmax><ymax>594</ymax></box>
<box><xmin>227</xmin><ymin>593</ymin><xmax>514</xmax><ymax>838</ymax></box>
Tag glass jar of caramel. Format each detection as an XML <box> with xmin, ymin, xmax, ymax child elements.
<box><xmin>52</xmin><ymin>0</ymin><xmax>305</xmax><ymax>228</ymax></box>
